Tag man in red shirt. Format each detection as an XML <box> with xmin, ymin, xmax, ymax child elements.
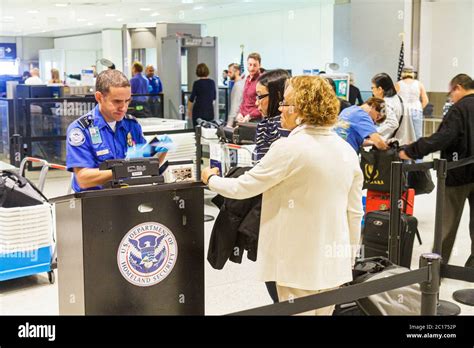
<box><xmin>236</xmin><ymin>52</ymin><xmax>262</xmax><ymax>123</ymax></box>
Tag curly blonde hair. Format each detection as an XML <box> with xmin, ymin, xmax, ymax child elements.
<box><xmin>287</xmin><ymin>76</ymin><xmax>339</xmax><ymax>127</ymax></box>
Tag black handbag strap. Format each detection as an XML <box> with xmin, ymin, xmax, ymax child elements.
<box><xmin>390</xmin><ymin>95</ymin><xmax>405</xmax><ymax>139</ymax></box>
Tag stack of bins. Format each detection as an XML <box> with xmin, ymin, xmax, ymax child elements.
<box><xmin>0</xmin><ymin>203</ymin><xmax>54</xmax><ymax>281</ymax></box>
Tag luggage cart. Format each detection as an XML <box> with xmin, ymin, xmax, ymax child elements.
<box><xmin>0</xmin><ymin>157</ymin><xmax>67</xmax><ymax>284</ymax></box>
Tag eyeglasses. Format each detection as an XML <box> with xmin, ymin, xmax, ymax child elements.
<box><xmin>256</xmin><ymin>94</ymin><xmax>269</xmax><ymax>101</ymax></box>
<box><xmin>279</xmin><ymin>101</ymin><xmax>294</xmax><ymax>107</ymax></box>
<box><xmin>447</xmin><ymin>85</ymin><xmax>457</xmax><ymax>97</ymax></box>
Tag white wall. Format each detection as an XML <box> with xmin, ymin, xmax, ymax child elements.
<box><xmin>54</xmin><ymin>33</ymin><xmax>102</xmax><ymax>50</ymax></box>
<box><xmin>202</xmin><ymin>2</ymin><xmax>334</xmax><ymax>79</ymax></box>
<box><xmin>419</xmin><ymin>0</ymin><xmax>474</xmax><ymax>92</ymax></box>
<box><xmin>102</xmin><ymin>29</ymin><xmax>123</xmax><ymax>72</ymax></box>
<box><xmin>333</xmin><ymin>0</ymin><xmax>407</xmax><ymax>91</ymax></box>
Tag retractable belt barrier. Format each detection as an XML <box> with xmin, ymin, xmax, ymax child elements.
<box><xmin>229</xmin><ymin>266</ymin><xmax>430</xmax><ymax>316</ymax></box>
<box><xmin>225</xmin><ymin>155</ymin><xmax>474</xmax><ymax>316</ymax></box>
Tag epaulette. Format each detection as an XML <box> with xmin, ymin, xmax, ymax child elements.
<box><xmin>124</xmin><ymin>114</ymin><xmax>138</xmax><ymax>123</ymax></box>
<box><xmin>77</xmin><ymin>114</ymin><xmax>93</xmax><ymax>129</ymax></box>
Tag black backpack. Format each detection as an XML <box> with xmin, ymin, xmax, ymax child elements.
<box><xmin>0</xmin><ymin>170</ymin><xmax>48</xmax><ymax>208</ymax></box>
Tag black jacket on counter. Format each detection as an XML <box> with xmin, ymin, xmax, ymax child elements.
<box><xmin>403</xmin><ymin>94</ymin><xmax>474</xmax><ymax>187</ymax></box>
<box><xmin>207</xmin><ymin>167</ymin><xmax>261</xmax><ymax>270</ymax></box>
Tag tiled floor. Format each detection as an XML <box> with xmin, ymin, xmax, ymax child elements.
<box><xmin>0</xmin><ymin>170</ymin><xmax>473</xmax><ymax>315</ymax></box>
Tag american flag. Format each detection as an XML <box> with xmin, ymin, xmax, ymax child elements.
<box><xmin>397</xmin><ymin>41</ymin><xmax>405</xmax><ymax>81</ymax></box>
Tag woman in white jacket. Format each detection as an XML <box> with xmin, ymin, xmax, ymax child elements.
<box><xmin>372</xmin><ymin>72</ymin><xmax>416</xmax><ymax>145</ymax></box>
<box><xmin>202</xmin><ymin>76</ymin><xmax>364</xmax><ymax>315</ymax></box>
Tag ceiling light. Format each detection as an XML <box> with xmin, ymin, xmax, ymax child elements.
<box><xmin>139</xmin><ymin>8</ymin><xmax>151</xmax><ymax>11</ymax></box>
<box><xmin>182</xmin><ymin>0</ymin><xmax>194</xmax><ymax>3</ymax></box>
<box><xmin>87</xmin><ymin>22</ymin><xmax>93</xmax><ymax>26</ymax></box>
<box><xmin>28</xmin><ymin>10</ymin><xmax>39</xmax><ymax>14</ymax></box>
<box><xmin>105</xmin><ymin>13</ymin><xmax>117</xmax><ymax>17</ymax></box>
<box><xmin>193</xmin><ymin>5</ymin><xmax>203</xmax><ymax>10</ymax></box>
<box><xmin>150</xmin><ymin>12</ymin><xmax>160</xmax><ymax>17</ymax></box>
<box><xmin>77</xmin><ymin>18</ymin><xmax>86</xmax><ymax>22</ymax></box>
<box><xmin>3</xmin><ymin>16</ymin><xmax>14</xmax><ymax>20</ymax></box>
<box><xmin>55</xmin><ymin>3</ymin><xmax>68</xmax><ymax>7</ymax></box>
<box><xmin>116</xmin><ymin>18</ymin><xmax>123</xmax><ymax>21</ymax></box>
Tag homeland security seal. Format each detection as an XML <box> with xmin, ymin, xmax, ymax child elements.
<box><xmin>117</xmin><ymin>222</ymin><xmax>178</xmax><ymax>287</ymax></box>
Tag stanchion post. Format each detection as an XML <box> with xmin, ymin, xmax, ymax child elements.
<box><xmin>10</xmin><ymin>134</ymin><xmax>22</xmax><ymax>168</ymax></box>
<box><xmin>420</xmin><ymin>253</ymin><xmax>441</xmax><ymax>315</ymax></box>
<box><xmin>195</xmin><ymin>126</ymin><xmax>202</xmax><ymax>181</ymax></box>
<box><xmin>389</xmin><ymin>161</ymin><xmax>403</xmax><ymax>265</ymax></box>
<box><xmin>433</xmin><ymin>159</ymin><xmax>447</xmax><ymax>254</ymax></box>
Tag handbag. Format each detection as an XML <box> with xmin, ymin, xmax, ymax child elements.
<box><xmin>360</xmin><ymin>96</ymin><xmax>406</xmax><ymax>192</ymax></box>
<box><xmin>407</xmin><ymin>168</ymin><xmax>435</xmax><ymax>195</ymax></box>
<box><xmin>0</xmin><ymin>170</ymin><xmax>48</xmax><ymax>208</ymax></box>
<box><xmin>360</xmin><ymin>142</ymin><xmax>401</xmax><ymax>192</ymax></box>
<box><xmin>216</xmin><ymin>122</ymin><xmax>257</xmax><ymax>145</ymax></box>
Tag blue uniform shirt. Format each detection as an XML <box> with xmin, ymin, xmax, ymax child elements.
<box><xmin>66</xmin><ymin>105</ymin><xmax>146</xmax><ymax>192</ymax></box>
<box><xmin>147</xmin><ymin>75</ymin><xmax>163</xmax><ymax>95</ymax></box>
<box><xmin>334</xmin><ymin>105</ymin><xmax>378</xmax><ymax>153</ymax></box>
<box><xmin>130</xmin><ymin>73</ymin><xmax>149</xmax><ymax>102</ymax></box>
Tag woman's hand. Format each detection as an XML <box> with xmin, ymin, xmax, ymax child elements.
<box><xmin>201</xmin><ymin>167</ymin><xmax>220</xmax><ymax>185</ymax></box>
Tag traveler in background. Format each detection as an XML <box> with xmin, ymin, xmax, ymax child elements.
<box><xmin>21</xmin><ymin>71</ymin><xmax>31</xmax><ymax>84</ymax></box>
<box><xmin>222</xmin><ymin>69</ymin><xmax>229</xmax><ymax>86</ymax></box>
<box><xmin>334</xmin><ymin>97</ymin><xmax>388</xmax><ymax>153</ymax></box>
<box><xmin>400</xmin><ymin>74</ymin><xmax>474</xmax><ymax>268</ymax></box>
<box><xmin>348</xmin><ymin>72</ymin><xmax>364</xmax><ymax>106</ymax></box>
<box><xmin>48</xmin><ymin>68</ymin><xmax>62</xmax><ymax>84</ymax></box>
<box><xmin>371</xmin><ymin>73</ymin><xmax>415</xmax><ymax>145</ymax></box>
<box><xmin>145</xmin><ymin>65</ymin><xmax>163</xmax><ymax>95</ymax></box>
<box><xmin>227</xmin><ymin>63</ymin><xmax>244</xmax><ymax>127</ymax></box>
<box><xmin>326</xmin><ymin>77</ymin><xmax>351</xmax><ymax>113</ymax></box>
<box><xmin>187</xmin><ymin>63</ymin><xmax>216</xmax><ymax>127</ymax></box>
<box><xmin>227</xmin><ymin>63</ymin><xmax>238</xmax><ymax>92</ymax></box>
<box><xmin>25</xmin><ymin>68</ymin><xmax>43</xmax><ymax>85</ymax></box>
<box><xmin>396</xmin><ymin>66</ymin><xmax>429</xmax><ymax>140</ymax></box>
<box><xmin>236</xmin><ymin>52</ymin><xmax>263</xmax><ymax>123</ymax></box>
<box><xmin>202</xmin><ymin>76</ymin><xmax>363</xmax><ymax>315</ymax></box>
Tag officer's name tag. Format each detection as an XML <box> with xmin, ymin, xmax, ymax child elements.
<box><xmin>89</xmin><ymin>126</ymin><xmax>102</xmax><ymax>144</ymax></box>
<box><xmin>96</xmin><ymin>149</ymin><xmax>110</xmax><ymax>156</ymax></box>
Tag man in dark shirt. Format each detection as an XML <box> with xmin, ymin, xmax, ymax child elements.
<box><xmin>349</xmin><ymin>73</ymin><xmax>364</xmax><ymax>105</ymax></box>
<box><xmin>399</xmin><ymin>74</ymin><xmax>474</xmax><ymax>267</ymax></box>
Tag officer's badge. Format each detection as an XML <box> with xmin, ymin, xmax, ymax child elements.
<box><xmin>127</xmin><ymin>132</ymin><xmax>134</xmax><ymax>147</ymax></box>
<box><xmin>68</xmin><ymin>128</ymin><xmax>85</xmax><ymax>146</ymax></box>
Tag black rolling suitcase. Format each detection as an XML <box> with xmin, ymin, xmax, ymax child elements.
<box><xmin>361</xmin><ymin>211</ymin><xmax>421</xmax><ymax>268</ymax></box>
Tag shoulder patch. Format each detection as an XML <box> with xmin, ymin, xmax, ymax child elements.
<box><xmin>124</xmin><ymin>114</ymin><xmax>138</xmax><ymax>122</ymax></box>
<box><xmin>68</xmin><ymin>128</ymin><xmax>85</xmax><ymax>147</ymax></box>
<box><xmin>77</xmin><ymin>114</ymin><xmax>93</xmax><ymax>129</ymax></box>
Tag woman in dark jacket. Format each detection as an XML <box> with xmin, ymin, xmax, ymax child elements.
<box><xmin>187</xmin><ymin>63</ymin><xmax>216</xmax><ymax>127</ymax></box>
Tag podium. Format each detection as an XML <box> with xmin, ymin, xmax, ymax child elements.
<box><xmin>52</xmin><ymin>182</ymin><xmax>204</xmax><ymax>315</ymax></box>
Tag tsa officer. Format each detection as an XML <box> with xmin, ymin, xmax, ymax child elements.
<box><xmin>66</xmin><ymin>69</ymin><xmax>165</xmax><ymax>192</ymax></box>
